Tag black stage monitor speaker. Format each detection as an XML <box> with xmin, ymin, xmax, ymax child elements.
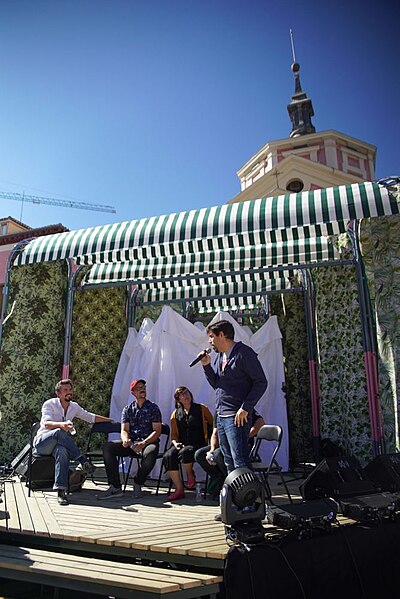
<box><xmin>300</xmin><ymin>456</ymin><xmax>376</xmax><ymax>500</ymax></box>
<box><xmin>14</xmin><ymin>453</ymin><xmax>55</xmax><ymax>489</ymax></box>
<box><xmin>10</xmin><ymin>444</ymin><xmax>30</xmax><ymax>474</ymax></box>
<box><xmin>363</xmin><ymin>453</ymin><xmax>400</xmax><ymax>492</ymax></box>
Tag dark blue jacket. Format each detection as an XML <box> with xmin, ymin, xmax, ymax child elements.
<box><xmin>203</xmin><ymin>341</ymin><xmax>268</xmax><ymax>415</ymax></box>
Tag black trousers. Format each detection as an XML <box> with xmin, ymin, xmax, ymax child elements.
<box><xmin>103</xmin><ymin>440</ymin><xmax>159</xmax><ymax>487</ymax></box>
<box><xmin>162</xmin><ymin>445</ymin><xmax>197</xmax><ymax>471</ymax></box>
<box><xmin>194</xmin><ymin>445</ymin><xmax>227</xmax><ymax>487</ymax></box>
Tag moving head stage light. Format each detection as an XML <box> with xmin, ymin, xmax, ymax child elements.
<box><xmin>221</xmin><ymin>468</ymin><xmax>266</xmax><ymax>545</ymax></box>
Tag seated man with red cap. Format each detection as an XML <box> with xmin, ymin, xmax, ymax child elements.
<box><xmin>99</xmin><ymin>379</ymin><xmax>162</xmax><ymax>499</ymax></box>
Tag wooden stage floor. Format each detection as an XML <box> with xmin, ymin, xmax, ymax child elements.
<box><xmin>0</xmin><ymin>468</ymin><xmax>301</xmax><ymax>571</ymax></box>
<box><xmin>2</xmin><ymin>468</ymin><xmax>399</xmax><ymax>599</ymax></box>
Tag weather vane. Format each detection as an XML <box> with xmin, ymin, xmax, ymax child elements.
<box><xmin>289</xmin><ymin>29</ymin><xmax>297</xmax><ymax>64</ymax></box>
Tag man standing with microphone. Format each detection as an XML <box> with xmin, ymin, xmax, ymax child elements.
<box><xmin>200</xmin><ymin>320</ymin><xmax>267</xmax><ymax>477</ymax></box>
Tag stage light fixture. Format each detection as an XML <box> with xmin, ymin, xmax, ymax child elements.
<box><xmin>220</xmin><ymin>468</ymin><xmax>266</xmax><ymax>545</ymax></box>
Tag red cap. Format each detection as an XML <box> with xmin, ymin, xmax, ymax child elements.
<box><xmin>130</xmin><ymin>379</ymin><xmax>146</xmax><ymax>393</ymax></box>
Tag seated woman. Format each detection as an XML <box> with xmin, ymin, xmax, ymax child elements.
<box><xmin>163</xmin><ymin>386</ymin><xmax>213</xmax><ymax>501</ymax></box>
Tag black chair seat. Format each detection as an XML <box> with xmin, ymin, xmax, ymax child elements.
<box><xmin>123</xmin><ymin>423</ymin><xmax>170</xmax><ymax>494</ymax></box>
<box><xmin>85</xmin><ymin>421</ymin><xmax>122</xmax><ymax>484</ymax></box>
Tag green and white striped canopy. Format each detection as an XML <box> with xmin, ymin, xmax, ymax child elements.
<box><xmin>16</xmin><ymin>182</ymin><xmax>395</xmax><ymax>267</ymax></box>
<box><xmin>12</xmin><ymin>182</ymin><xmax>399</xmax><ymax>309</ymax></box>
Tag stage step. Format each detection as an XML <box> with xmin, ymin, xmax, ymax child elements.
<box><xmin>0</xmin><ymin>543</ymin><xmax>222</xmax><ymax>598</ymax></box>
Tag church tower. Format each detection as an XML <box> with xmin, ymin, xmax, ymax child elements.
<box><xmin>228</xmin><ymin>37</ymin><xmax>376</xmax><ymax>204</ymax></box>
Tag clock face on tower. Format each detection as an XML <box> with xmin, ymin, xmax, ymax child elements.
<box><xmin>286</xmin><ymin>179</ymin><xmax>304</xmax><ymax>193</ymax></box>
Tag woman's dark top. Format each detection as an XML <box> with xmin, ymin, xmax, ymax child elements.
<box><xmin>171</xmin><ymin>402</ymin><xmax>213</xmax><ymax>450</ymax></box>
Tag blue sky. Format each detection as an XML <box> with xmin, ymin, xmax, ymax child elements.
<box><xmin>0</xmin><ymin>0</ymin><xmax>398</xmax><ymax>231</ymax></box>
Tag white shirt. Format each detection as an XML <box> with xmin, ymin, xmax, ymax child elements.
<box><xmin>36</xmin><ymin>397</ymin><xmax>96</xmax><ymax>438</ymax></box>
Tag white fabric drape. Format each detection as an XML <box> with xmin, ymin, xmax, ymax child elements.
<box><xmin>109</xmin><ymin>305</ymin><xmax>289</xmax><ymax>476</ymax></box>
<box><xmin>109</xmin><ymin>319</ymin><xmax>153</xmax><ymax>424</ymax></box>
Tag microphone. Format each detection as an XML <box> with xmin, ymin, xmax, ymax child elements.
<box><xmin>189</xmin><ymin>347</ymin><xmax>211</xmax><ymax>368</ymax></box>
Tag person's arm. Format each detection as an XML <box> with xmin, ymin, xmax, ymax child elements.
<box><xmin>204</xmin><ymin>406</ymin><xmax>214</xmax><ymax>428</ymax></box>
<box><xmin>121</xmin><ymin>422</ymin><xmax>131</xmax><ymax>448</ymax></box>
<box><xmin>239</xmin><ymin>351</ymin><xmax>268</xmax><ymax>415</ymax></box>
<box><xmin>132</xmin><ymin>422</ymin><xmax>162</xmax><ymax>453</ymax></box>
<box><xmin>94</xmin><ymin>415</ymin><xmax>113</xmax><ymax>423</ymax></box>
<box><xmin>44</xmin><ymin>420</ymin><xmax>74</xmax><ymax>432</ymax></box>
<box><xmin>206</xmin><ymin>427</ymin><xmax>219</xmax><ymax>464</ymax></box>
<box><xmin>200</xmin><ymin>405</ymin><xmax>214</xmax><ymax>445</ymax></box>
<box><xmin>42</xmin><ymin>402</ymin><xmax>73</xmax><ymax>432</ymax></box>
<box><xmin>201</xmin><ymin>354</ymin><xmax>219</xmax><ymax>389</ymax></box>
<box><xmin>249</xmin><ymin>416</ymin><xmax>265</xmax><ymax>438</ymax></box>
<box><xmin>170</xmin><ymin>411</ymin><xmax>181</xmax><ymax>448</ymax></box>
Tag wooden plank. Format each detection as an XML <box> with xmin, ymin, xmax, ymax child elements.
<box><xmin>0</xmin><ymin>545</ymin><xmax>222</xmax><ymax>593</ymax></box>
<box><xmin>0</xmin><ymin>558</ymin><xmax>180</xmax><ymax>593</ymax></box>
<box><xmin>0</xmin><ymin>552</ymin><xmax>197</xmax><ymax>590</ymax></box>
<box><xmin>91</xmin><ymin>521</ymin><xmax>215</xmax><ymax>546</ymax></box>
<box><xmin>24</xmin><ymin>491</ymin><xmax>50</xmax><ymax>537</ymax></box>
<box><xmin>151</xmin><ymin>531</ymin><xmax>226</xmax><ymax>553</ymax></box>
<box><xmin>1</xmin><ymin>481</ymin><xmax>20</xmax><ymax>533</ymax></box>
<box><xmin>0</xmin><ymin>545</ymin><xmax>222</xmax><ymax>585</ymax></box>
<box><xmin>12</xmin><ymin>480</ymin><xmax>35</xmax><ymax>534</ymax></box>
<box><xmin>31</xmin><ymin>491</ymin><xmax>64</xmax><ymax>538</ymax></box>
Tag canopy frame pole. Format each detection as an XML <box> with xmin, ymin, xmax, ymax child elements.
<box><xmin>0</xmin><ymin>238</ymin><xmax>34</xmax><ymax>350</ymax></box>
<box><xmin>301</xmin><ymin>269</ymin><xmax>321</xmax><ymax>462</ymax></box>
<box><xmin>75</xmin><ymin>259</ymin><xmax>354</xmax><ymax>291</ymax></box>
<box><xmin>127</xmin><ymin>286</ymin><xmax>139</xmax><ymax>329</ymax></box>
<box><xmin>61</xmin><ymin>262</ymin><xmax>83</xmax><ymax>379</ymax></box>
<box><xmin>348</xmin><ymin>221</ymin><xmax>384</xmax><ymax>457</ymax></box>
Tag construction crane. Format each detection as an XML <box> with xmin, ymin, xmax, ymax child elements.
<box><xmin>0</xmin><ymin>190</ymin><xmax>116</xmax><ymax>213</ymax></box>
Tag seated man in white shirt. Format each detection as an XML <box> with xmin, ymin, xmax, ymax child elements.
<box><xmin>33</xmin><ymin>378</ymin><xmax>113</xmax><ymax>505</ymax></box>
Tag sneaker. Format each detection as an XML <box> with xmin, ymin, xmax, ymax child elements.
<box><xmin>57</xmin><ymin>489</ymin><xmax>69</xmax><ymax>506</ymax></box>
<box><xmin>77</xmin><ymin>461</ymin><xmax>97</xmax><ymax>476</ymax></box>
<box><xmin>185</xmin><ymin>473</ymin><xmax>196</xmax><ymax>490</ymax></box>
<box><xmin>132</xmin><ymin>483</ymin><xmax>143</xmax><ymax>499</ymax></box>
<box><xmin>168</xmin><ymin>488</ymin><xmax>185</xmax><ymax>501</ymax></box>
<box><xmin>214</xmin><ymin>513</ymin><xmax>222</xmax><ymax>522</ymax></box>
<box><xmin>97</xmin><ymin>485</ymin><xmax>124</xmax><ymax>500</ymax></box>
<box><xmin>121</xmin><ymin>505</ymin><xmax>139</xmax><ymax>512</ymax></box>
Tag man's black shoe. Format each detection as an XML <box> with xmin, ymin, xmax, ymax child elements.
<box><xmin>57</xmin><ymin>490</ymin><xmax>69</xmax><ymax>506</ymax></box>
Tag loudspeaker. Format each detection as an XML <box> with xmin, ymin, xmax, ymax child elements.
<box><xmin>10</xmin><ymin>444</ymin><xmax>30</xmax><ymax>474</ymax></box>
<box><xmin>15</xmin><ymin>452</ymin><xmax>55</xmax><ymax>489</ymax></box>
<box><xmin>363</xmin><ymin>453</ymin><xmax>400</xmax><ymax>492</ymax></box>
<box><xmin>300</xmin><ymin>456</ymin><xmax>376</xmax><ymax>500</ymax></box>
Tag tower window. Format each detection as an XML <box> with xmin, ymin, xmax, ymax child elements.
<box><xmin>286</xmin><ymin>179</ymin><xmax>304</xmax><ymax>193</ymax></box>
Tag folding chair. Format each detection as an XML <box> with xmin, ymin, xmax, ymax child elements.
<box><xmin>249</xmin><ymin>424</ymin><xmax>292</xmax><ymax>504</ymax></box>
<box><xmin>123</xmin><ymin>423</ymin><xmax>170</xmax><ymax>495</ymax></box>
<box><xmin>85</xmin><ymin>421</ymin><xmax>122</xmax><ymax>484</ymax></box>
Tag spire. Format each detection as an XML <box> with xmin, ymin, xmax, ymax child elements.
<box><xmin>287</xmin><ymin>30</ymin><xmax>316</xmax><ymax>137</ymax></box>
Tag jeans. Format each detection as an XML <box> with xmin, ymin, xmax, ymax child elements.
<box><xmin>33</xmin><ymin>429</ymin><xmax>82</xmax><ymax>490</ymax></box>
<box><xmin>217</xmin><ymin>415</ymin><xmax>251</xmax><ymax>474</ymax></box>
<box><xmin>103</xmin><ymin>440</ymin><xmax>159</xmax><ymax>487</ymax></box>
